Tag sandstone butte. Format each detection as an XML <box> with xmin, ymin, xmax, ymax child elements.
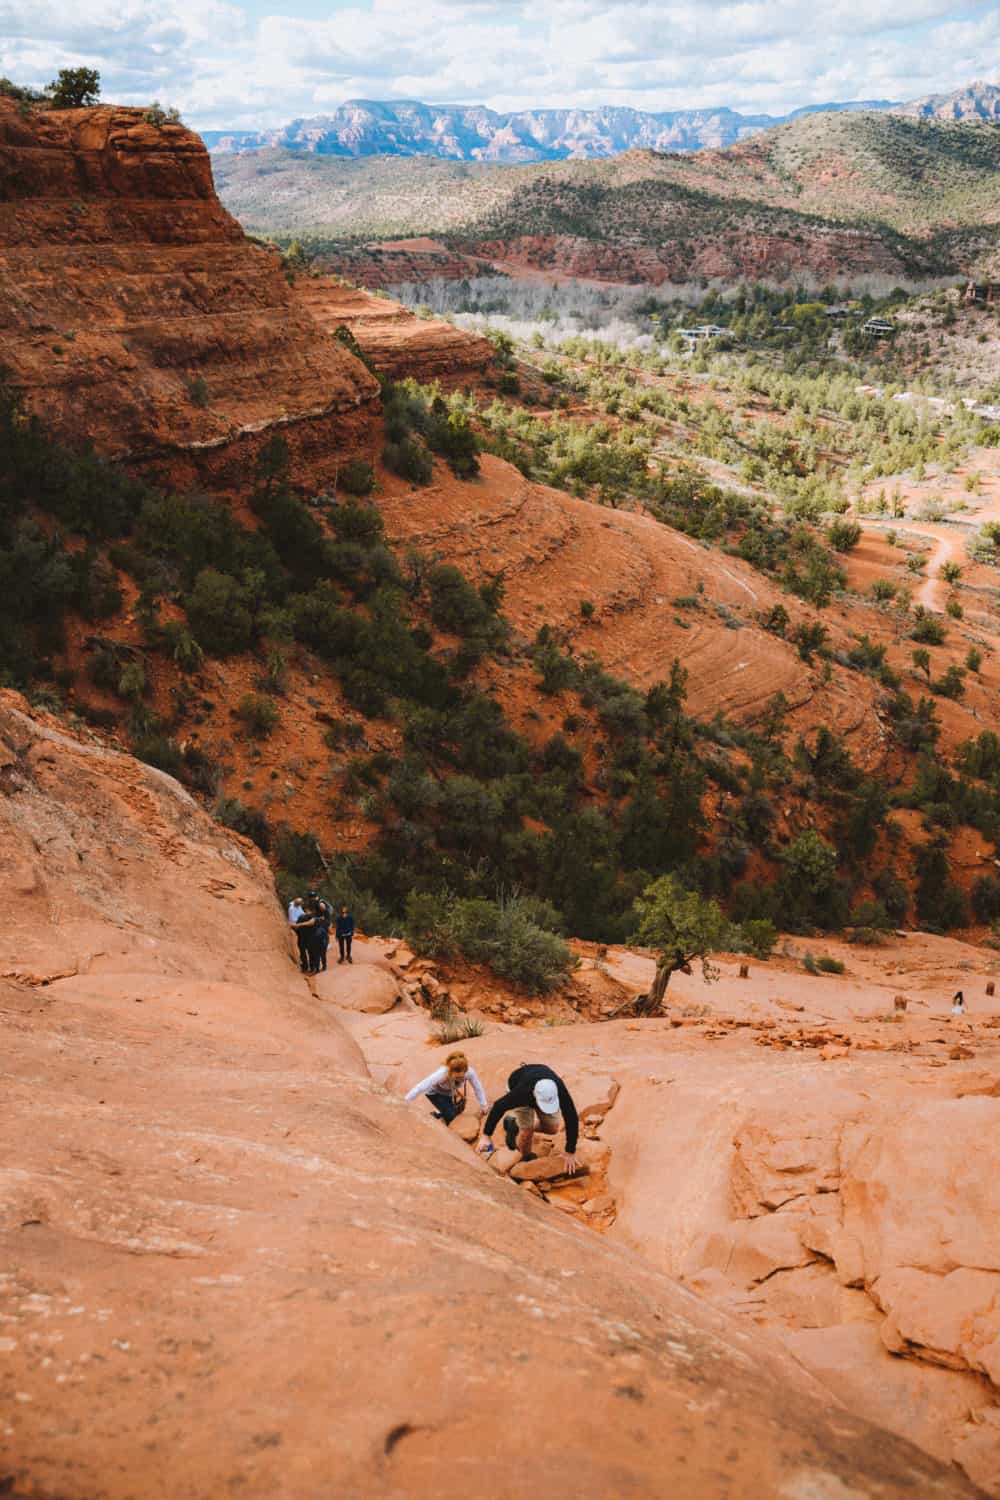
<box><xmin>1</xmin><ymin>104</ymin><xmax>999</xmax><ymax>1498</ymax></box>
<box><xmin>0</xmin><ymin>101</ymin><xmax>380</xmax><ymax>489</ymax></box>
<box><xmin>0</xmin><ymin>687</ymin><xmax>990</xmax><ymax>1500</ymax></box>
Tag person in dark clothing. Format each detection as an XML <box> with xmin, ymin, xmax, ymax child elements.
<box><xmin>310</xmin><ymin>895</ymin><xmax>331</xmax><ymax>973</ymax></box>
<box><xmin>478</xmin><ymin>1063</ymin><xmax>580</xmax><ymax>1175</ymax></box>
<box><xmin>336</xmin><ymin>905</ymin><xmax>355</xmax><ymax>964</ymax></box>
<box><xmin>288</xmin><ymin>896</ymin><xmax>310</xmax><ymax>972</ymax></box>
<box><xmin>294</xmin><ymin>892</ymin><xmax>332</xmax><ymax>976</ymax></box>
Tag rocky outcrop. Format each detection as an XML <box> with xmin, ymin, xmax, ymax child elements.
<box><xmin>0</xmin><ymin>691</ymin><xmax>982</xmax><ymax>1498</ymax></box>
<box><xmin>0</xmin><ymin>102</ymin><xmax>379</xmax><ymax>487</ymax></box>
<box><xmin>463</xmin><ymin>223</ymin><xmax>910</xmax><ymax>285</ymax></box>
<box><xmin>610</xmin><ymin>1064</ymin><xmax>1000</xmax><ymax>1496</ymax></box>
<box><xmin>310</xmin><ymin>239</ymin><xmax>487</xmax><ymax>290</ymax></box>
<box><xmin>295</xmin><ymin>278</ymin><xmax>494</xmax><ymax>386</ymax></box>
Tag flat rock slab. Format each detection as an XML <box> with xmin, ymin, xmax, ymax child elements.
<box><xmin>313</xmin><ymin>965</ymin><xmax>400</xmax><ymax>1014</ymax></box>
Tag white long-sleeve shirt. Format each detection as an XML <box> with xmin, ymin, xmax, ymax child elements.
<box><xmin>406</xmin><ymin>1065</ymin><xmax>488</xmax><ymax>1111</ymax></box>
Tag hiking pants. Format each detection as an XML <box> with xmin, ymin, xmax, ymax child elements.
<box><xmin>427</xmin><ymin>1090</ymin><xmax>463</xmax><ymax>1124</ymax></box>
<box><xmin>338</xmin><ymin>934</ymin><xmax>353</xmax><ymax>962</ymax></box>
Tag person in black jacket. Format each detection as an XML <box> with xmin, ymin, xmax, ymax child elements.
<box><xmin>477</xmin><ymin>1063</ymin><xmax>579</xmax><ymax>1175</ymax></box>
<box><xmin>335</xmin><ymin>906</ymin><xmax>355</xmax><ymax>964</ymax></box>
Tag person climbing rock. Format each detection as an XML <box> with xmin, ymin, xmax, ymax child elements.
<box><xmin>405</xmin><ymin>1051</ymin><xmax>488</xmax><ymax>1125</ymax></box>
<box><xmin>288</xmin><ymin>895</ymin><xmax>310</xmax><ymax>973</ymax></box>
<box><xmin>951</xmin><ymin>990</ymin><xmax>965</xmax><ymax>1016</ymax></box>
<box><xmin>478</xmin><ymin>1063</ymin><xmax>580</xmax><ymax>1175</ymax></box>
<box><xmin>336</xmin><ymin>905</ymin><xmax>355</xmax><ymax>964</ymax></box>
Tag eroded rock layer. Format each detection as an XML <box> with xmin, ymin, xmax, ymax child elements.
<box><xmin>296</xmin><ymin>277</ymin><xmax>494</xmax><ymax>386</ymax></box>
<box><xmin>0</xmin><ymin>102</ymin><xmax>379</xmax><ymax>485</ymax></box>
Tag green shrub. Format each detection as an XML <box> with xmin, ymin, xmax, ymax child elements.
<box><xmin>132</xmin><ymin>731</ymin><xmax>183</xmax><ymax>777</ymax></box>
<box><xmin>933</xmin><ymin>665</ymin><xmax>965</xmax><ymax>700</ymax></box>
<box><xmin>186</xmin><ymin>375</ymin><xmax>209</xmax><ymax>408</ymax></box>
<box><xmin>383</xmin><ymin>437</ymin><xmax>433</xmax><ymax>484</ymax></box>
<box><xmin>911</xmin><ymin>614</ymin><xmax>946</xmax><ymax>646</ymax></box>
<box><xmin>735</xmin><ymin>918</ymin><xmax>778</xmax><ymax>959</ymax></box>
<box><xmin>827</xmin><ymin>519</ymin><xmax>861</xmax><ymax>552</ymax></box>
<box><xmin>214</xmin><ymin>796</ymin><xmax>272</xmax><ymax>852</ymax></box>
<box><xmin>803</xmin><ymin>952</ymin><xmax>845</xmax><ymax>975</ymax></box>
<box><xmin>405</xmin><ymin>890</ymin><xmax>572</xmax><ymax>993</ymax></box>
<box><xmin>236</xmin><ymin>693</ymin><xmax>279</xmax><ymax>738</ymax></box>
<box><xmin>971</xmin><ymin>874</ymin><xmax>1000</xmax><ymax>923</ymax></box>
<box><xmin>339</xmin><ymin>459</ymin><xmax>376</xmax><ymax>496</ymax></box>
<box><xmin>184</xmin><ymin>569</ymin><xmax>253</xmax><ymax>655</ymax></box>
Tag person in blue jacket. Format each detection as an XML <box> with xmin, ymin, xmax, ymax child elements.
<box><xmin>335</xmin><ymin>905</ymin><xmax>355</xmax><ymax>964</ymax></box>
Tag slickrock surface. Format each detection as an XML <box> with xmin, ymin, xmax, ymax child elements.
<box><xmin>0</xmin><ymin>102</ymin><xmax>378</xmax><ymax>485</ymax></box>
<box><xmin>335</xmin><ymin>942</ymin><xmax>1000</xmax><ymax>1495</ymax></box>
<box><xmin>0</xmin><ymin>690</ymin><xmax>983</xmax><ymax>1498</ymax></box>
<box><xmin>296</xmin><ymin>278</ymin><xmax>494</xmax><ymax>386</ymax></box>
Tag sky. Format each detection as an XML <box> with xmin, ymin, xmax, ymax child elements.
<box><xmin>1</xmin><ymin>0</ymin><xmax>997</xmax><ymax>130</ymax></box>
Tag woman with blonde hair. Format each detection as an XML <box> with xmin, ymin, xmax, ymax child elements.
<box><xmin>405</xmin><ymin>1051</ymin><xmax>488</xmax><ymax>1125</ymax></box>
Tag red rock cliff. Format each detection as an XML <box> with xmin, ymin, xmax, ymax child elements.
<box><xmin>0</xmin><ymin>102</ymin><xmax>379</xmax><ymax>486</ymax></box>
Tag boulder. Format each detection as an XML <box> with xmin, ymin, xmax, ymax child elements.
<box><xmin>312</xmin><ymin>964</ymin><xmax>400</xmax><ymax>1014</ymax></box>
<box><xmin>511</xmin><ymin>1156</ymin><xmax>591</xmax><ymax>1184</ymax></box>
<box><xmin>448</xmin><ymin>1110</ymin><xmax>482</xmax><ymax>1144</ymax></box>
<box><xmin>487</xmin><ymin>1147</ymin><xmax>521</xmax><ymax>1176</ymax></box>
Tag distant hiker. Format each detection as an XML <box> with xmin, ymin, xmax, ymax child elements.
<box><xmin>310</xmin><ymin>893</ymin><xmax>331</xmax><ymax>973</ymax></box>
<box><xmin>405</xmin><ymin>1051</ymin><xmax>488</xmax><ymax>1125</ymax></box>
<box><xmin>288</xmin><ymin>895</ymin><xmax>310</xmax><ymax>973</ymax></box>
<box><xmin>293</xmin><ymin>891</ymin><xmax>331</xmax><ymax>976</ymax></box>
<box><xmin>951</xmin><ymin>990</ymin><xmax>965</xmax><ymax>1016</ymax></box>
<box><xmin>336</xmin><ymin>905</ymin><xmax>355</xmax><ymax>965</ymax></box>
<box><xmin>478</xmin><ymin>1063</ymin><xmax>580</xmax><ymax>1175</ymax></box>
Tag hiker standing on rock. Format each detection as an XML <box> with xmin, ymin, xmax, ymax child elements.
<box><xmin>336</xmin><ymin>905</ymin><xmax>355</xmax><ymax>965</ymax></box>
<box><xmin>288</xmin><ymin>895</ymin><xmax>310</xmax><ymax>973</ymax></box>
<box><xmin>293</xmin><ymin>891</ymin><xmax>331</xmax><ymax>976</ymax></box>
<box><xmin>478</xmin><ymin>1063</ymin><xmax>580</xmax><ymax>1175</ymax></box>
<box><xmin>406</xmin><ymin>1051</ymin><xmax>488</xmax><ymax>1125</ymax></box>
<box><xmin>310</xmin><ymin>892</ymin><xmax>332</xmax><ymax>973</ymax></box>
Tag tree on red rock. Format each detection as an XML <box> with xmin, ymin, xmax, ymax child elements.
<box><xmin>628</xmin><ymin>875</ymin><xmax>730</xmax><ymax>1015</ymax></box>
<box><xmin>46</xmin><ymin>68</ymin><xmax>100</xmax><ymax>108</ymax></box>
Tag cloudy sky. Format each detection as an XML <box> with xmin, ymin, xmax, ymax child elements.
<box><xmin>1</xmin><ymin>0</ymin><xmax>997</xmax><ymax>129</ymax></box>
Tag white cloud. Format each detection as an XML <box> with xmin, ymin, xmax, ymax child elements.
<box><xmin>0</xmin><ymin>0</ymin><xmax>995</xmax><ymax>128</ymax></box>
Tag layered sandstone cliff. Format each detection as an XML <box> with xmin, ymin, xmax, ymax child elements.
<box><xmin>295</xmin><ymin>277</ymin><xmax>494</xmax><ymax>386</ymax></box>
<box><xmin>0</xmin><ymin>102</ymin><xmax>379</xmax><ymax>486</ymax></box>
<box><xmin>0</xmin><ymin>690</ymin><xmax>982</xmax><ymax>1499</ymax></box>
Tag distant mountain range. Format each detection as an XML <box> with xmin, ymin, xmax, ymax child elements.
<box><xmin>204</xmin><ymin>81</ymin><xmax>1000</xmax><ymax>162</ymax></box>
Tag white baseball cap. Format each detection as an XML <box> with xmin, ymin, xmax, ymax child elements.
<box><xmin>533</xmin><ymin>1079</ymin><xmax>560</xmax><ymax>1115</ymax></box>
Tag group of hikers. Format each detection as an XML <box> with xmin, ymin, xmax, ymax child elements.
<box><xmin>287</xmin><ymin>892</ymin><xmax>355</xmax><ymax>975</ymax></box>
<box><xmin>406</xmin><ymin>1053</ymin><xmax>581</xmax><ymax>1174</ymax></box>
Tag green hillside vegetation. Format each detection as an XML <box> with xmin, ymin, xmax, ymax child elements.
<box><xmin>6</xmin><ymin>362</ymin><xmax>1000</xmax><ymax>973</ymax></box>
<box><xmin>215</xmin><ymin>112</ymin><xmax>1000</xmax><ymax>276</ymax></box>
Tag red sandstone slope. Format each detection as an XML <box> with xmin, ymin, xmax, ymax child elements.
<box><xmin>0</xmin><ymin>101</ymin><xmax>378</xmax><ymax>485</ymax></box>
<box><xmin>0</xmin><ymin>690</ymin><xmax>982</xmax><ymax>1499</ymax></box>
